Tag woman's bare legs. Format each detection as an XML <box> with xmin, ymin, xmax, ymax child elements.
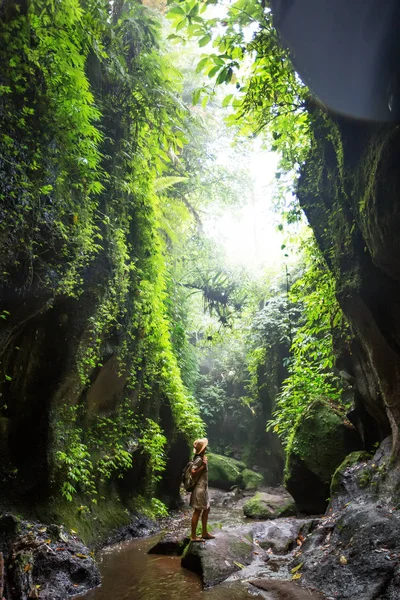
<box><xmin>191</xmin><ymin>508</ymin><xmax>203</xmax><ymax>541</ymax></box>
<box><xmin>201</xmin><ymin>507</ymin><xmax>215</xmax><ymax>539</ymax></box>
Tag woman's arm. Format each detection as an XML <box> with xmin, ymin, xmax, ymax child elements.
<box><xmin>191</xmin><ymin>464</ymin><xmax>205</xmax><ymax>476</ymax></box>
<box><xmin>191</xmin><ymin>455</ymin><xmax>208</xmax><ymax>476</ymax></box>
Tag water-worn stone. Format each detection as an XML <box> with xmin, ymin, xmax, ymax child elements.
<box><xmin>243</xmin><ymin>491</ymin><xmax>296</xmax><ymax>519</ymax></box>
<box><xmin>181</xmin><ymin>527</ymin><xmax>254</xmax><ymax>587</ymax></box>
<box><xmin>253</xmin><ymin>518</ymin><xmax>320</xmax><ymax>554</ymax></box>
<box><xmin>284</xmin><ymin>400</ymin><xmax>362</xmax><ymax>514</ymax></box>
<box><xmin>148</xmin><ymin>531</ymin><xmax>189</xmax><ymax>556</ymax></box>
<box><xmin>104</xmin><ymin>514</ymin><xmax>157</xmax><ymax>546</ymax></box>
<box><xmin>294</xmin><ymin>502</ymin><xmax>400</xmax><ymax>600</ymax></box>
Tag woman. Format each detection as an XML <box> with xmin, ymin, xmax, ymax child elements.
<box><xmin>190</xmin><ymin>437</ymin><xmax>215</xmax><ymax>542</ymax></box>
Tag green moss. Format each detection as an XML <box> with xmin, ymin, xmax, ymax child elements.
<box><xmin>330</xmin><ymin>451</ymin><xmax>370</xmax><ymax>496</ymax></box>
<box><xmin>207</xmin><ymin>453</ymin><xmax>245</xmax><ymax>490</ymax></box>
<box><xmin>357</xmin><ymin>469</ymin><xmax>372</xmax><ymax>489</ymax></box>
<box><xmin>39</xmin><ymin>495</ymin><xmax>130</xmax><ymax>547</ymax></box>
<box><xmin>243</xmin><ymin>493</ymin><xmax>271</xmax><ymax>519</ymax></box>
<box><xmin>243</xmin><ymin>492</ymin><xmax>295</xmax><ymax>519</ymax></box>
<box><xmin>284</xmin><ymin>400</ymin><xmax>356</xmax><ymax>487</ymax></box>
<box><xmin>242</xmin><ymin>468</ymin><xmax>264</xmax><ymax>490</ymax></box>
<box><xmin>33</xmin><ymin>487</ymin><xmax>163</xmax><ymax>548</ymax></box>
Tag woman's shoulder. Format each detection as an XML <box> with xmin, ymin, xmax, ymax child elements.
<box><xmin>193</xmin><ymin>455</ymin><xmax>203</xmax><ymax>467</ymax></box>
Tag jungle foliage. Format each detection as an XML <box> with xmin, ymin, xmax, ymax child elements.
<box><xmin>266</xmin><ymin>240</ymin><xmax>350</xmax><ymax>445</ymax></box>
<box><xmin>165</xmin><ymin>0</ymin><xmax>355</xmax><ymax>456</ymax></box>
<box><xmin>166</xmin><ymin>0</ymin><xmax>311</xmax><ymax>168</ymax></box>
<box><xmin>0</xmin><ymin>0</ymin><xmax>356</xmax><ymax>509</ymax></box>
<box><xmin>0</xmin><ymin>0</ymin><xmax>207</xmax><ymax>507</ymax></box>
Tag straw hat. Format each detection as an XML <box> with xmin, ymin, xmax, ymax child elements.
<box><xmin>193</xmin><ymin>437</ymin><xmax>208</xmax><ymax>455</ymax></box>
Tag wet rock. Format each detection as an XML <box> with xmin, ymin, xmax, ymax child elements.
<box><xmin>285</xmin><ymin>400</ymin><xmax>362</xmax><ymax>514</ymax></box>
<box><xmin>329</xmin><ymin>450</ymin><xmax>371</xmax><ymax>510</ymax></box>
<box><xmin>296</xmin><ymin>502</ymin><xmax>400</xmax><ymax>600</ymax></box>
<box><xmin>2</xmin><ymin>518</ymin><xmax>100</xmax><ymax>599</ymax></box>
<box><xmin>250</xmin><ymin>578</ymin><xmax>326</xmax><ymax>599</ymax></box>
<box><xmin>30</xmin><ymin>540</ymin><xmax>100</xmax><ymax>599</ymax></box>
<box><xmin>104</xmin><ymin>514</ymin><xmax>157</xmax><ymax>546</ymax></box>
<box><xmin>148</xmin><ymin>531</ymin><xmax>189</xmax><ymax>556</ymax></box>
<box><xmin>181</xmin><ymin>527</ymin><xmax>253</xmax><ymax>587</ymax></box>
<box><xmin>0</xmin><ymin>514</ymin><xmax>21</xmax><ymax>553</ymax></box>
<box><xmin>209</xmin><ymin>487</ymin><xmax>244</xmax><ymax>509</ymax></box>
<box><xmin>253</xmin><ymin>518</ymin><xmax>320</xmax><ymax>554</ymax></box>
<box><xmin>243</xmin><ymin>491</ymin><xmax>296</xmax><ymax>519</ymax></box>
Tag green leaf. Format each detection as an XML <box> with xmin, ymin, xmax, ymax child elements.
<box><xmin>192</xmin><ymin>88</ymin><xmax>201</xmax><ymax>105</ymax></box>
<box><xmin>207</xmin><ymin>65</ymin><xmax>220</xmax><ymax>78</ymax></box>
<box><xmin>222</xmin><ymin>94</ymin><xmax>233</xmax><ymax>107</ymax></box>
<box><xmin>196</xmin><ymin>57</ymin><xmax>209</xmax><ymax>73</ymax></box>
<box><xmin>167</xmin><ymin>6</ymin><xmax>186</xmax><ymax>18</ymax></box>
<box><xmin>198</xmin><ymin>34</ymin><xmax>211</xmax><ymax>47</ymax></box>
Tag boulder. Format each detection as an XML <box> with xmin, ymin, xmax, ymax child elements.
<box><xmin>207</xmin><ymin>453</ymin><xmax>246</xmax><ymax>490</ymax></box>
<box><xmin>181</xmin><ymin>527</ymin><xmax>253</xmax><ymax>587</ymax></box>
<box><xmin>104</xmin><ymin>514</ymin><xmax>157</xmax><ymax>546</ymax></box>
<box><xmin>242</xmin><ymin>469</ymin><xmax>264</xmax><ymax>490</ymax></box>
<box><xmin>148</xmin><ymin>531</ymin><xmax>189</xmax><ymax>556</ymax></box>
<box><xmin>284</xmin><ymin>400</ymin><xmax>362</xmax><ymax>514</ymax></box>
<box><xmin>243</xmin><ymin>491</ymin><xmax>296</xmax><ymax>520</ymax></box>
<box><xmin>296</xmin><ymin>502</ymin><xmax>400</xmax><ymax>600</ymax></box>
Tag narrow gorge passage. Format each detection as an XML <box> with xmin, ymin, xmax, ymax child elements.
<box><xmin>1</xmin><ymin>1</ymin><xmax>400</xmax><ymax>599</ymax></box>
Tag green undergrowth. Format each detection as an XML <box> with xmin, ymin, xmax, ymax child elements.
<box><xmin>266</xmin><ymin>238</ymin><xmax>350</xmax><ymax>446</ymax></box>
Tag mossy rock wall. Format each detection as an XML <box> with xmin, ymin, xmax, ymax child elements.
<box><xmin>285</xmin><ymin>400</ymin><xmax>362</xmax><ymax>513</ymax></box>
<box><xmin>297</xmin><ymin>113</ymin><xmax>400</xmax><ymax>450</ymax></box>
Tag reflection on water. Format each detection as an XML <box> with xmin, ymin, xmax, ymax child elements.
<box><xmin>76</xmin><ymin>535</ymin><xmax>260</xmax><ymax>600</ymax></box>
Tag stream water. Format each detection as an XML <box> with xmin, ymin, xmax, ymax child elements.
<box><xmin>75</xmin><ymin>489</ymin><xmax>302</xmax><ymax>600</ymax></box>
<box><xmin>76</xmin><ymin>534</ymin><xmax>261</xmax><ymax>600</ymax></box>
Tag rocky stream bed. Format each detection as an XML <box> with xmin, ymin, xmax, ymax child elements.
<box><xmin>2</xmin><ymin>440</ymin><xmax>400</xmax><ymax>599</ymax></box>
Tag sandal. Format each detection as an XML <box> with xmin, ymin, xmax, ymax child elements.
<box><xmin>202</xmin><ymin>533</ymin><xmax>215</xmax><ymax>540</ymax></box>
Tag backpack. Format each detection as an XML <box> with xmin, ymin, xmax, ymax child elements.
<box><xmin>182</xmin><ymin>456</ymin><xmax>201</xmax><ymax>492</ymax></box>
